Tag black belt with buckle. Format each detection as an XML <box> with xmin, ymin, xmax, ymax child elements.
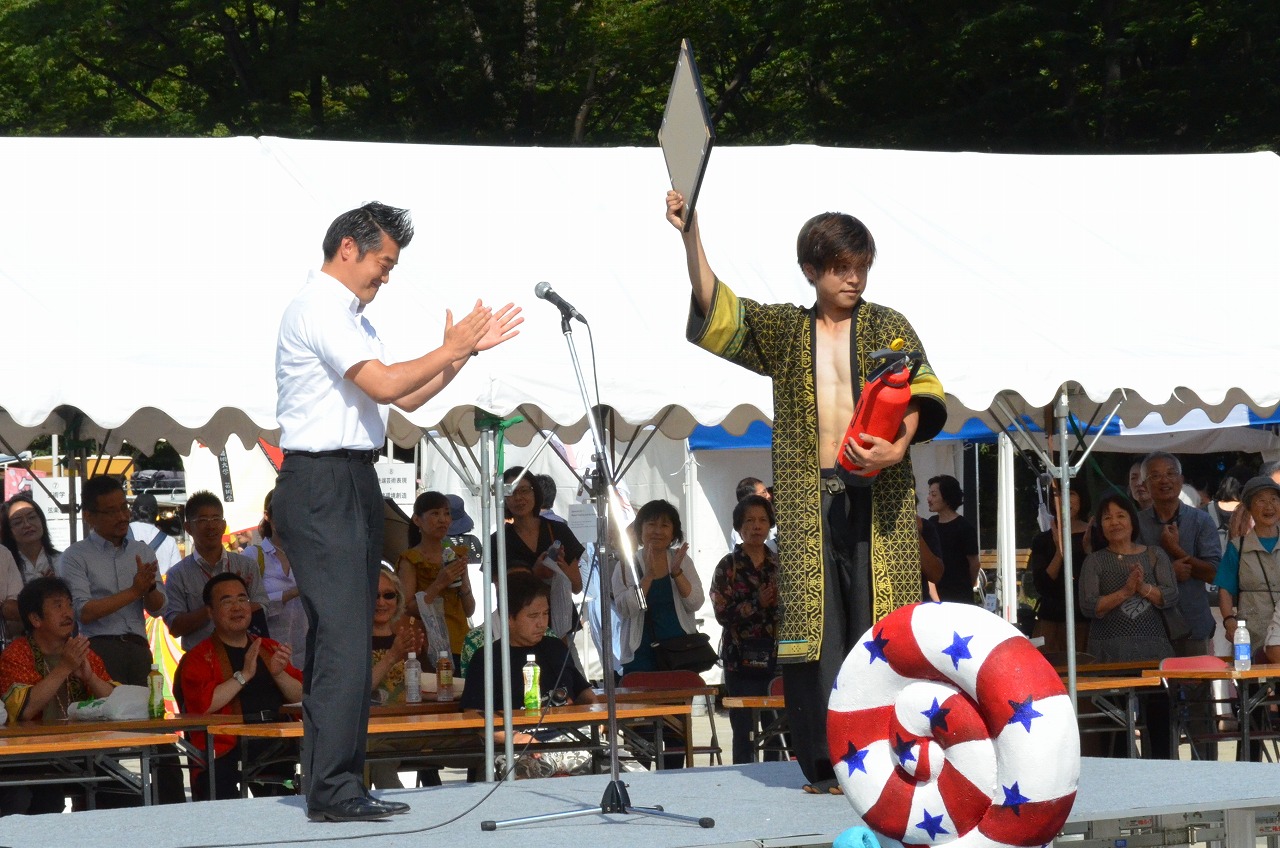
<box><xmin>283</xmin><ymin>449</ymin><xmax>378</xmax><ymax>464</ymax></box>
<box><xmin>821</xmin><ymin>474</ymin><xmax>846</xmax><ymax>495</ymax></box>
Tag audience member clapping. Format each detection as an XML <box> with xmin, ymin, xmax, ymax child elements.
<box><xmin>0</xmin><ymin>577</ymin><xmax>115</xmax><ymax>815</ymax></box>
<box><xmin>612</xmin><ymin>499</ymin><xmax>705</xmax><ymax>675</ymax></box>
<box><xmin>1078</xmin><ymin>492</ymin><xmax>1178</xmax><ymax>758</ymax></box>
<box><xmin>175</xmin><ymin>573</ymin><xmax>303</xmax><ymax>800</ymax></box>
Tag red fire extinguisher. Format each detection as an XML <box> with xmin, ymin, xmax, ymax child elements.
<box><xmin>836</xmin><ymin>339</ymin><xmax>921</xmax><ymax>480</ymax></box>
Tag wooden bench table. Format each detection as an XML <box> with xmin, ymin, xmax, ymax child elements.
<box><xmin>1142</xmin><ymin>663</ymin><xmax>1280</xmax><ymax>759</ymax></box>
<box><xmin>0</xmin><ymin>713</ymin><xmax>240</xmax><ymax>800</ymax></box>
<box><xmin>1070</xmin><ymin>675</ymin><xmax>1161</xmax><ymax>758</ymax></box>
<box><xmin>0</xmin><ymin>730</ymin><xmax>179</xmax><ymax>807</ymax></box>
<box><xmin>720</xmin><ymin>695</ymin><xmax>788</xmax><ymax>763</ymax></box>
<box><xmin>219</xmin><ymin>702</ymin><xmax>691</xmax><ymax>793</ymax></box>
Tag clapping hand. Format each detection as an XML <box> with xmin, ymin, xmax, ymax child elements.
<box><xmin>1159</xmin><ymin>522</ymin><xmax>1185</xmax><ymax>559</ymax></box>
<box><xmin>132</xmin><ymin>555</ymin><xmax>159</xmax><ymax>595</ymax></box>
<box><xmin>669</xmin><ymin>543</ymin><xmax>690</xmax><ymax>576</ymax></box>
<box><xmin>443</xmin><ymin>300</ymin><xmax>494</xmax><ymax>360</ymax></box>
<box><xmin>436</xmin><ymin>559</ymin><xmax>467</xmax><ymax>590</ymax></box>
<box><xmin>1125</xmin><ymin>564</ymin><xmax>1144</xmax><ymax>596</ymax></box>
<box><xmin>59</xmin><ymin>634</ymin><xmax>92</xmax><ymax>679</ymax></box>
<box><xmin>392</xmin><ymin>618</ymin><xmax>425</xmax><ymax>661</ymax></box>
<box><xmin>265</xmin><ymin>640</ymin><xmax>291</xmax><ymax>676</ymax></box>
<box><xmin>242</xmin><ymin>637</ymin><xmax>261</xmax><ymax>680</ymax></box>
<box><xmin>1229</xmin><ymin>504</ymin><xmax>1254</xmax><ymax>540</ymax></box>
<box><xmin>475</xmin><ymin>302</ymin><xmax>522</xmax><ymax>351</ymax></box>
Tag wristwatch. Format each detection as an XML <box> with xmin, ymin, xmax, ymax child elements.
<box><xmin>233</xmin><ymin>671</ymin><xmax>247</xmax><ymax>686</ymax></box>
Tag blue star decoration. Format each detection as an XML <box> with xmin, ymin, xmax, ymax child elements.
<box><xmin>915</xmin><ymin>809</ymin><xmax>950</xmax><ymax>840</ymax></box>
<box><xmin>1002</xmin><ymin>782</ymin><xmax>1031</xmax><ymax>815</ymax></box>
<box><xmin>891</xmin><ymin>733</ymin><xmax>917</xmax><ymax>765</ymax></box>
<box><xmin>1007</xmin><ymin>696</ymin><xmax>1044</xmax><ymax>732</ymax></box>
<box><xmin>922</xmin><ymin>697</ymin><xmax>951</xmax><ymax>733</ymax></box>
<box><xmin>864</xmin><ymin>629</ymin><xmax>890</xmax><ymax>665</ymax></box>
<box><xmin>940</xmin><ymin>632</ymin><xmax>974</xmax><ymax>670</ymax></box>
<box><xmin>841</xmin><ymin>741</ymin><xmax>868</xmax><ymax>774</ymax></box>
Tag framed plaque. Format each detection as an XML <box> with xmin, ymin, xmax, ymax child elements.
<box><xmin>659</xmin><ymin>39</ymin><xmax>715</xmax><ymax>232</ymax></box>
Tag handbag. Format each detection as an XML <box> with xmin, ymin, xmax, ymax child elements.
<box><xmin>1148</xmin><ymin>548</ymin><xmax>1190</xmax><ymax>642</ymax></box>
<box><xmin>652</xmin><ymin>632</ymin><xmax>718</xmax><ymax>673</ymax></box>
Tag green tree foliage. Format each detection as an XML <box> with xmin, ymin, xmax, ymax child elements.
<box><xmin>0</xmin><ymin>0</ymin><xmax>1275</xmax><ymax>151</ymax></box>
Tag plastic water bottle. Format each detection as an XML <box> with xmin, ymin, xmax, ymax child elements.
<box><xmin>435</xmin><ymin>650</ymin><xmax>454</xmax><ymax>702</ymax></box>
<box><xmin>147</xmin><ymin>663</ymin><xmax>164</xmax><ymax>718</ymax></box>
<box><xmin>522</xmin><ymin>654</ymin><xmax>540</xmax><ymax>711</ymax></box>
<box><xmin>1234</xmin><ymin>620</ymin><xmax>1252</xmax><ymax>672</ymax></box>
<box><xmin>404</xmin><ymin>652</ymin><xmax>422</xmax><ymax>703</ymax></box>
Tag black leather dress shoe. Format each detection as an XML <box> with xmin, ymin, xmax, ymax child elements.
<box><xmin>307</xmin><ymin>796</ymin><xmax>394</xmax><ymax>822</ymax></box>
<box><xmin>367</xmin><ymin>796</ymin><xmax>410</xmax><ymax>816</ymax></box>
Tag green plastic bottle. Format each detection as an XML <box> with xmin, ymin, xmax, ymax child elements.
<box><xmin>522</xmin><ymin>654</ymin><xmax>540</xmax><ymax>711</ymax></box>
<box><xmin>147</xmin><ymin>663</ymin><xmax>164</xmax><ymax>719</ymax></box>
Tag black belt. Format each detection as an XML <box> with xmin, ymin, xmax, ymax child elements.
<box><xmin>820</xmin><ymin>474</ymin><xmax>846</xmax><ymax>495</ymax></box>
<box><xmin>90</xmin><ymin>633</ymin><xmax>150</xmax><ymax>649</ymax></box>
<box><xmin>283</xmin><ymin>449</ymin><xmax>379</xmax><ymax>464</ymax></box>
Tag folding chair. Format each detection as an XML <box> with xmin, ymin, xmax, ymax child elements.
<box><xmin>619</xmin><ymin>670</ymin><xmax>722</xmax><ymax>765</ymax></box>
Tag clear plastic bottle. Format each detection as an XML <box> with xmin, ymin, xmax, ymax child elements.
<box><xmin>435</xmin><ymin>650</ymin><xmax>454</xmax><ymax>702</ymax></box>
<box><xmin>522</xmin><ymin>654</ymin><xmax>540</xmax><ymax>711</ymax></box>
<box><xmin>1234</xmin><ymin>619</ymin><xmax>1252</xmax><ymax>672</ymax></box>
<box><xmin>404</xmin><ymin>652</ymin><xmax>422</xmax><ymax>703</ymax></box>
<box><xmin>147</xmin><ymin>663</ymin><xmax>165</xmax><ymax>718</ymax></box>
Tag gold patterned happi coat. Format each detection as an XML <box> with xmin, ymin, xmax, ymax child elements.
<box><xmin>687</xmin><ymin>279</ymin><xmax>947</xmax><ymax>663</ymax></box>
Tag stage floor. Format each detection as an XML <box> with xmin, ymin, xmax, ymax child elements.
<box><xmin>2</xmin><ymin>758</ymin><xmax>1277</xmax><ymax>848</ymax></box>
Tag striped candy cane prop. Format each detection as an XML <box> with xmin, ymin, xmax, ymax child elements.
<box><xmin>828</xmin><ymin>602</ymin><xmax>1078</xmax><ymax>848</ymax></box>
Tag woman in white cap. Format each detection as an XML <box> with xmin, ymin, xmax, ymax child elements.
<box><xmin>1216</xmin><ymin>476</ymin><xmax>1280</xmax><ymax>662</ymax></box>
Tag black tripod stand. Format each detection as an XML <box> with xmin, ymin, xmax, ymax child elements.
<box><xmin>480</xmin><ymin>304</ymin><xmax>714</xmax><ymax>831</ymax></box>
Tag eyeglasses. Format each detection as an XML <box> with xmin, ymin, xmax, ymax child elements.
<box><xmin>378</xmin><ymin>591</ymin><xmax>398</xmax><ymax>601</ymax></box>
<box><xmin>215</xmin><ymin>594</ymin><xmax>251</xmax><ymax>608</ymax></box>
<box><xmin>6</xmin><ymin>511</ymin><xmax>42</xmax><ymax>528</ymax></box>
<box><xmin>190</xmin><ymin>516</ymin><xmax>226</xmax><ymax>527</ymax></box>
<box><xmin>1144</xmin><ymin>471</ymin><xmax>1181</xmax><ymax>482</ymax></box>
<box><xmin>90</xmin><ymin>504</ymin><xmax>131</xmax><ymax>516</ymax></box>
<box><xmin>509</xmin><ymin>486</ymin><xmax>535</xmax><ymax>498</ymax></box>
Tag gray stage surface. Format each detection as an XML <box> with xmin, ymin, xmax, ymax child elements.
<box><xmin>2</xmin><ymin>759</ymin><xmax>1277</xmax><ymax>848</ymax></box>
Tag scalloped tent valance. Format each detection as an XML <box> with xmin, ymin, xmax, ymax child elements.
<box><xmin>1</xmin><ymin>139</ymin><xmax>1276</xmax><ymax>454</ymax></box>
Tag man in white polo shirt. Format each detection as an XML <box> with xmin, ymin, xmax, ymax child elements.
<box><xmin>274</xmin><ymin>202</ymin><xmax>519</xmax><ymax>823</ymax></box>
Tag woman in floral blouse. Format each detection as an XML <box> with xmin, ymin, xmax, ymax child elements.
<box><xmin>710</xmin><ymin>494</ymin><xmax>781</xmax><ymax>764</ymax></box>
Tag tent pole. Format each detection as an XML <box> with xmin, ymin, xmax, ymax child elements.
<box><xmin>996</xmin><ymin>433</ymin><xmax>1018</xmax><ymax>624</ymax></box>
<box><xmin>1056</xmin><ymin>390</ymin><xmax>1078</xmax><ymax>705</ymax></box>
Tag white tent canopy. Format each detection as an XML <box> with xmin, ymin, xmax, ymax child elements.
<box><xmin>2</xmin><ymin>138</ymin><xmax>1278</xmax><ymax>453</ymax></box>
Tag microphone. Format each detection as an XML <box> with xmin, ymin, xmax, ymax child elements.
<box><xmin>534</xmin><ymin>281</ymin><xmax>586</xmax><ymax>323</ymax></box>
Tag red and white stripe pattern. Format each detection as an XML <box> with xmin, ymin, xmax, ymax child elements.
<box><xmin>828</xmin><ymin>602</ymin><xmax>1078</xmax><ymax>848</ymax></box>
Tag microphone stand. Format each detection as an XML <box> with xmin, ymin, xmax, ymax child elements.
<box><xmin>481</xmin><ymin>308</ymin><xmax>714</xmax><ymax>831</ymax></box>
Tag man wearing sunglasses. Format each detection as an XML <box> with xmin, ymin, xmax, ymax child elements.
<box><xmin>56</xmin><ymin>475</ymin><xmax>164</xmax><ymax>686</ymax></box>
<box><xmin>161</xmin><ymin>490</ymin><xmax>269</xmax><ymax>652</ymax></box>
